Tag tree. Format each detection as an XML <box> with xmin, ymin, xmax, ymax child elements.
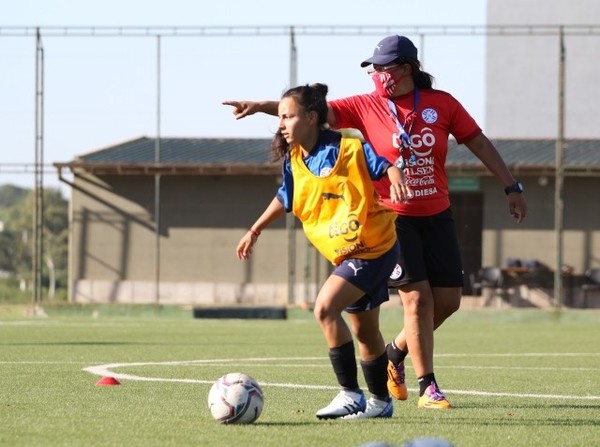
<box><xmin>0</xmin><ymin>184</ymin><xmax>28</xmax><ymax>209</ymax></box>
<box><xmin>1</xmin><ymin>186</ymin><xmax>68</xmax><ymax>299</ymax></box>
<box><xmin>0</xmin><ymin>230</ymin><xmax>16</xmax><ymax>273</ymax></box>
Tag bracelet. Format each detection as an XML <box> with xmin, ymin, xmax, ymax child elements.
<box><xmin>248</xmin><ymin>228</ymin><xmax>261</xmax><ymax>237</ymax></box>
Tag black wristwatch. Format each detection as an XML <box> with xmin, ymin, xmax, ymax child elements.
<box><xmin>504</xmin><ymin>181</ymin><xmax>524</xmax><ymax>195</ymax></box>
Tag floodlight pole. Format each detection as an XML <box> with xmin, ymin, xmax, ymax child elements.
<box><xmin>33</xmin><ymin>28</ymin><xmax>44</xmax><ymax>306</ymax></box>
<box><xmin>419</xmin><ymin>33</ymin><xmax>426</xmax><ymax>67</ymax></box>
<box><xmin>553</xmin><ymin>27</ymin><xmax>566</xmax><ymax>308</ymax></box>
<box><xmin>286</xmin><ymin>27</ymin><xmax>298</xmax><ymax>306</ymax></box>
<box><xmin>154</xmin><ymin>35</ymin><xmax>162</xmax><ymax>306</ymax></box>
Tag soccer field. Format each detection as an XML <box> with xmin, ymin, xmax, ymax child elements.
<box><xmin>1</xmin><ymin>305</ymin><xmax>599</xmax><ymax>447</ymax></box>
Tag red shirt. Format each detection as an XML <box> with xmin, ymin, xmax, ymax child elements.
<box><xmin>330</xmin><ymin>89</ymin><xmax>481</xmax><ymax>216</ymax></box>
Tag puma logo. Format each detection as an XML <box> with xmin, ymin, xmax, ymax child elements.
<box><xmin>322</xmin><ymin>191</ymin><xmax>345</xmax><ymax>201</ymax></box>
<box><xmin>348</xmin><ymin>262</ymin><xmax>363</xmax><ymax>277</ymax></box>
<box><xmin>322</xmin><ymin>182</ymin><xmax>347</xmax><ymax>204</ymax></box>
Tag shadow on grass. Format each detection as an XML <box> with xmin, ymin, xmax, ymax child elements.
<box><xmin>423</xmin><ymin>415</ymin><xmax>600</xmax><ymax>427</ymax></box>
<box><xmin>249</xmin><ymin>422</ymin><xmax>321</xmax><ymax>427</ymax></box>
<box><xmin>409</xmin><ymin>402</ymin><xmax>600</xmax><ymax>427</ymax></box>
<box><xmin>456</xmin><ymin>402</ymin><xmax>600</xmax><ymax>410</ymax></box>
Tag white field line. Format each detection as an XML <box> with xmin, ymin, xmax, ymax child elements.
<box><xmin>1</xmin><ymin>360</ymin><xmax>596</xmax><ymax>372</ymax></box>
<box><xmin>82</xmin><ymin>357</ymin><xmax>600</xmax><ymax>401</ymax></box>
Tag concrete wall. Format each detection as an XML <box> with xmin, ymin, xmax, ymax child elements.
<box><xmin>68</xmin><ymin>173</ymin><xmax>330</xmax><ymax>305</ymax></box>
<box><xmin>479</xmin><ymin>175</ymin><xmax>600</xmax><ymax>272</ymax></box>
<box><xmin>67</xmin><ymin>171</ymin><xmax>600</xmax><ymax>305</ymax></box>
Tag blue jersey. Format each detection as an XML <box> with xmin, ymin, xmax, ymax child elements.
<box><xmin>277</xmin><ymin>129</ymin><xmax>391</xmax><ymax>212</ymax></box>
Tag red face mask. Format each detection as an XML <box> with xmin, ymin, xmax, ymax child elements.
<box><xmin>371</xmin><ymin>70</ymin><xmax>405</xmax><ymax>97</ymax></box>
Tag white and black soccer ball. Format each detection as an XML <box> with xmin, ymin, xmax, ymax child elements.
<box><xmin>207</xmin><ymin>372</ymin><xmax>264</xmax><ymax>424</ymax></box>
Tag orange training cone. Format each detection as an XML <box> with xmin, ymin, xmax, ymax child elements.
<box><xmin>96</xmin><ymin>376</ymin><xmax>121</xmax><ymax>386</ymax></box>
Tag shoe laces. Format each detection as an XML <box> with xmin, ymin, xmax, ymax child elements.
<box><xmin>425</xmin><ymin>383</ymin><xmax>446</xmax><ymax>401</ymax></box>
<box><xmin>391</xmin><ymin>362</ymin><xmax>406</xmax><ymax>384</ymax></box>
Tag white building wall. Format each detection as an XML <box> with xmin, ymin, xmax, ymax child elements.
<box><xmin>486</xmin><ymin>0</ymin><xmax>600</xmax><ymax>138</ymax></box>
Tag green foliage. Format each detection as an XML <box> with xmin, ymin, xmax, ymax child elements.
<box><xmin>0</xmin><ymin>280</ymin><xmax>30</xmax><ymax>302</ymax></box>
<box><xmin>0</xmin><ymin>185</ymin><xmax>68</xmax><ymax>299</ymax></box>
<box><xmin>0</xmin><ymin>307</ymin><xmax>599</xmax><ymax>447</ymax></box>
<box><xmin>0</xmin><ymin>184</ymin><xmax>28</xmax><ymax>209</ymax></box>
<box><xmin>0</xmin><ymin>280</ymin><xmax>68</xmax><ymax>303</ymax></box>
<box><xmin>0</xmin><ymin>230</ymin><xmax>17</xmax><ymax>272</ymax></box>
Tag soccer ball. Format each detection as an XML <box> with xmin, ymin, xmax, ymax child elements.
<box><xmin>207</xmin><ymin>372</ymin><xmax>264</xmax><ymax>424</ymax></box>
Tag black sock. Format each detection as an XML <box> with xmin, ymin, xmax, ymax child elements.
<box><xmin>360</xmin><ymin>352</ymin><xmax>389</xmax><ymax>401</ymax></box>
<box><xmin>386</xmin><ymin>340</ymin><xmax>408</xmax><ymax>365</ymax></box>
<box><xmin>328</xmin><ymin>341</ymin><xmax>359</xmax><ymax>391</ymax></box>
<box><xmin>417</xmin><ymin>373</ymin><xmax>436</xmax><ymax>396</ymax></box>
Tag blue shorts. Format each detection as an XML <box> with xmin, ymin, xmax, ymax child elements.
<box><xmin>331</xmin><ymin>241</ymin><xmax>400</xmax><ymax>313</ymax></box>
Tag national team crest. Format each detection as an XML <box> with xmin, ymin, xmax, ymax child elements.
<box><xmin>421</xmin><ymin>108</ymin><xmax>438</xmax><ymax>124</ymax></box>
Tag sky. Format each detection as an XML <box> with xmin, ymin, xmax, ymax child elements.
<box><xmin>0</xmin><ymin>0</ymin><xmax>486</xmax><ymax>192</ymax></box>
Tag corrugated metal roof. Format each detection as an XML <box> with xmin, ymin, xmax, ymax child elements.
<box><xmin>76</xmin><ymin>137</ymin><xmax>273</xmax><ymax>164</ymax></box>
<box><xmin>74</xmin><ymin>136</ymin><xmax>600</xmax><ymax>167</ymax></box>
<box><xmin>54</xmin><ymin>136</ymin><xmax>600</xmax><ymax>177</ymax></box>
<box><xmin>448</xmin><ymin>139</ymin><xmax>600</xmax><ymax>169</ymax></box>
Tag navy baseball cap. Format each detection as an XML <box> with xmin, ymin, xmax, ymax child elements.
<box><xmin>360</xmin><ymin>35</ymin><xmax>418</xmax><ymax>67</ymax></box>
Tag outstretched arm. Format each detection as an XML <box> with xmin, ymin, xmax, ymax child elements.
<box><xmin>464</xmin><ymin>132</ymin><xmax>527</xmax><ymax>223</ymax></box>
<box><xmin>223</xmin><ymin>100</ymin><xmax>339</xmax><ymax>128</ymax></box>
<box><xmin>222</xmin><ymin>100</ymin><xmax>279</xmax><ymax>119</ymax></box>
<box><xmin>236</xmin><ymin>197</ymin><xmax>286</xmax><ymax>260</ymax></box>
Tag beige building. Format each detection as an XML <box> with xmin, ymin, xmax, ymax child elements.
<box><xmin>55</xmin><ymin>136</ymin><xmax>600</xmax><ymax>308</ymax></box>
